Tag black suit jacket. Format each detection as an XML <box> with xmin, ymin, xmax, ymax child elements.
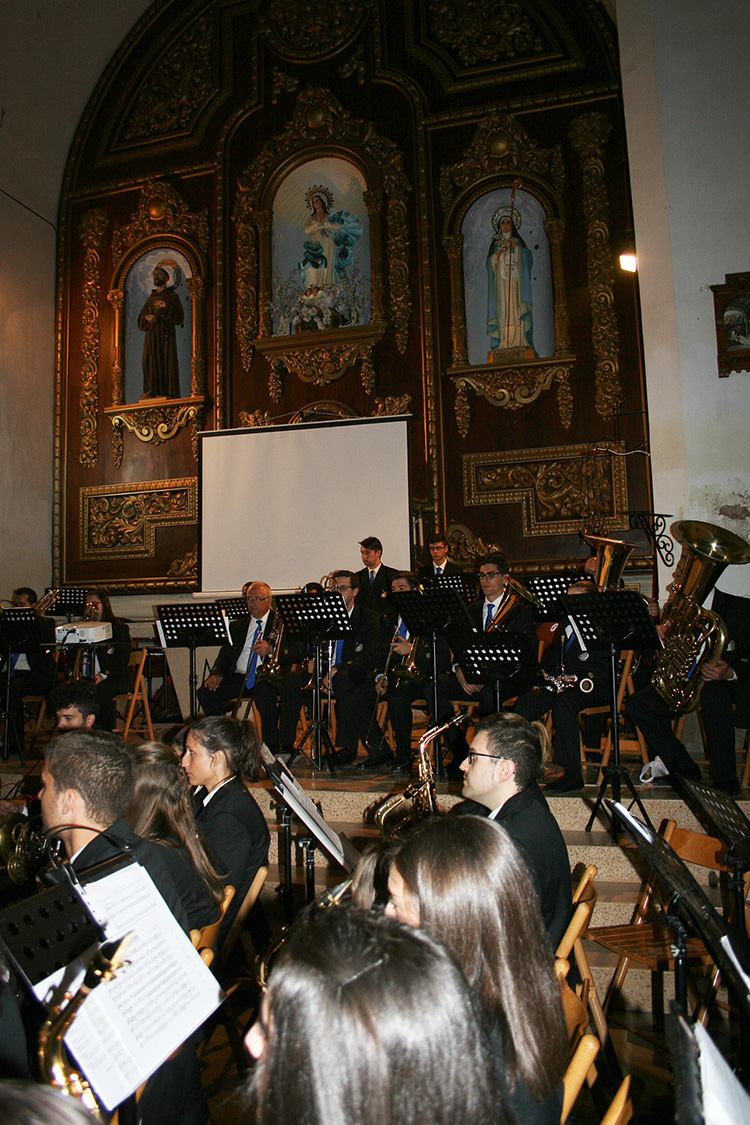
<box><xmin>379</xmin><ymin>607</ymin><xmax>451</xmax><ymax>679</ymax></box>
<box><xmin>712</xmin><ymin>588</ymin><xmax>750</xmax><ymax>685</ymax></box>
<box><xmin>95</xmin><ymin>620</ymin><xmax>132</xmax><ymax>693</ymax></box>
<box><xmin>416</xmin><ymin>560</ymin><xmax>462</xmax><ymax>581</ymax></box>
<box><xmin>211</xmin><ymin>611</ymin><xmax>275</xmax><ymax>681</ymax></box>
<box><xmin>333</xmin><ymin>603</ymin><xmax>380</xmax><ymax>685</ymax></box>
<box><xmin>355</xmin><ymin>564</ymin><xmax>400</xmax><ymax>618</ymax></box>
<box><xmin>194</xmin><ymin>777</ymin><xmax>270</xmax><ymax>942</ymax></box>
<box><xmin>491</xmin><ymin>787</ymin><xmax>572</xmax><ymax>950</ymax></box>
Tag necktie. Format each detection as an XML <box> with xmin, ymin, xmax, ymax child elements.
<box><xmin>334</xmin><ymin>638</ymin><xmax>344</xmax><ymax>665</ymax></box>
<box><xmin>9</xmin><ymin>654</ymin><xmax>19</xmax><ymax>677</ymax></box>
<box><xmin>398</xmin><ymin>619</ymin><xmax>408</xmax><ymax>639</ymax></box>
<box><xmin>435</xmin><ymin>566</ymin><xmax>443</xmax><ymax>577</ymax></box>
<box><xmin>485</xmin><ymin>603</ymin><xmax>495</xmax><ymax>630</ymax></box>
<box><xmin>244</xmin><ymin>621</ymin><xmax>263</xmax><ymax>689</ymax></box>
<box><xmin>369</xmin><ymin>570</ymin><xmax>376</xmax><ymax>586</ymax></box>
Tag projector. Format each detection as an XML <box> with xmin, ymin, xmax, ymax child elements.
<box><xmin>55</xmin><ymin>622</ymin><xmax>113</xmax><ymax>644</ymax></box>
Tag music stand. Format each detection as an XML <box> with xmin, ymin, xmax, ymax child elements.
<box><xmin>390</xmin><ymin>586</ymin><xmax>477</xmax><ymax>778</ymax></box>
<box><xmin>1</xmin><ymin>607</ymin><xmax>38</xmax><ymax>763</ymax></box>
<box><xmin>214</xmin><ymin>597</ymin><xmax>248</xmax><ymax>621</ymax></box>
<box><xmin>566</xmin><ymin>591</ymin><xmax>660</xmax><ymax>839</ymax></box>
<box><xmin>611</xmin><ymin>800</ymin><xmax>750</xmax><ymax>1076</ymax></box>
<box><xmin>672</xmin><ymin>776</ymin><xmax>750</xmax><ymax>942</ymax></box>
<box><xmin>460</xmin><ymin>635</ymin><xmax>540</xmax><ymax>710</ymax></box>
<box><xmin>274</xmin><ymin>592</ymin><xmax>352</xmax><ymax>775</ymax></box>
<box><xmin>525</xmin><ymin>574</ymin><xmax>580</xmax><ymax>619</ymax></box>
<box><xmin>156</xmin><ymin>604</ymin><xmax>231</xmax><ymax>720</ymax></box>
<box><xmin>45</xmin><ymin>588</ymin><xmax>88</xmax><ymax>620</ymax></box>
<box><xmin>432</xmin><ymin>571</ymin><xmax>479</xmax><ymax>602</ymax></box>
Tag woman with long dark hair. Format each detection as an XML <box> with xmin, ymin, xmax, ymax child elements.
<box><xmin>385</xmin><ymin>815</ymin><xmax>568</xmax><ymax>1125</ymax></box>
<box><xmin>245</xmin><ymin>905</ymin><xmax>502</xmax><ymax>1125</ymax></box>
<box><xmin>182</xmin><ymin>716</ymin><xmax>270</xmax><ymax>946</ymax></box>
<box><xmin>82</xmin><ymin>589</ymin><xmax>131</xmax><ymax>730</ymax></box>
<box><xmin>127</xmin><ymin>741</ymin><xmax>224</xmax><ymax>930</ymax></box>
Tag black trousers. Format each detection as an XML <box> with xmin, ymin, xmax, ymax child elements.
<box><xmin>278</xmin><ymin>668</ymin><xmax>375</xmax><ymax>753</ymax></box>
<box><xmin>382</xmin><ymin>678</ymin><xmax>430</xmax><ymax>765</ymax></box>
<box><xmin>197</xmin><ymin>672</ymin><xmax>281</xmax><ymax>745</ymax></box>
<box><xmin>514</xmin><ymin>682</ymin><xmax>610</xmax><ymax>780</ymax></box>
<box><xmin>624</xmin><ymin>686</ymin><xmax>701</xmax><ymax>779</ymax></box>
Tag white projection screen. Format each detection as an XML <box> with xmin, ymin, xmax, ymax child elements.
<box><xmin>199</xmin><ymin>415</ymin><xmax>412</xmax><ymax>592</ymax></box>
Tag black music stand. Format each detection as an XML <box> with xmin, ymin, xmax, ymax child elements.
<box><xmin>214</xmin><ymin>597</ymin><xmax>248</xmax><ymax>620</ymax></box>
<box><xmin>672</xmin><ymin>777</ymin><xmax>750</xmax><ymax>943</ymax></box>
<box><xmin>460</xmin><ymin>635</ymin><xmax>540</xmax><ymax>710</ymax></box>
<box><xmin>390</xmin><ymin>586</ymin><xmax>477</xmax><ymax>778</ymax></box>
<box><xmin>525</xmin><ymin>574</ymin><xmax>580</xmax><ymax>620</ymax></box>
<box><xmin>156</xmin><ymin>604</ymin><xmax>231</xmax><ymax>720</ymax></box>
<box><xmin>569</xmin><ymin>591</ymin><xmax>660</xmax><ymax>839</ymax></box>
<box><xmin>1</xmin><ymin>607</ymin><xmax>39</xmax><ymax>763</ymax></box>
<box><xmin>433</xmin><ymin>571</ymin><xmax>479</xmax><ymax>603</ymax></box>
<box><xmin>611</xmin><ymin>800</ymin><xmax>750</xmax><ymax>1078</ymax></box>
<box><xmin>275</xmin><ymin>592</ymin><xmax>352</xmax><ymax>775</ymax></box>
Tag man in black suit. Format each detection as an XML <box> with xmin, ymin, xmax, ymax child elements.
<box><xmin>355</xmin><ymin>536</ymin><xmax>400</xmax><ymax>627</ymax></box>
<box><xmin>460</xmin><ymin>711</ymin><xmax>572</xmax><ymax>950</ymax></box>
<box><xmin>40</xmin><ymin>729</ymin><xmax>207</xmax><ymax>1125</ymax></box>
<box><xmin>626</xmin><ymin>585</ymin><xmax>749</xmax><ymax>793</ymax></box>
<box><xmin>417</xmin><ymin>532</ymin><xmax>462</xmax><ymax>581</ymax></box>
<box><xmin>278</xmin><ymin>570</ymin><xmax>379</xmax><ymax>766</ymax></box>
<box><xmin>438</xmin><ymin>552</ymin><xmax>539</xmax><ymax>769</ymax></box>
<box><xmin>197</xmin><ymin>580</ymin><xmax>295</xmax><ymax>749</ymax></box>
<box><xmin>514</xmin><ymin>580</ymin><xmax>610</xmax><ymax>792</ymax></box>
<box><xmin>5</xmin><ymin>586</ymin><xmax>56</xmax><ymax>758</ymax></box>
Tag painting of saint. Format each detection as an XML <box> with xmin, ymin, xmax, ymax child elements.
<box><xmin>486</xmin><ymin>205</ymin><xmax>535</xmax><ymax>356</ymax></box>
<box><xmin>137</xmin><ymin>261</ymin><xmax>185</xmax><ymax>398</ymax></box>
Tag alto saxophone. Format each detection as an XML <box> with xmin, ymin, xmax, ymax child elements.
<box><xmin>39</xmin><ymin>933</ymin><xmax>133</xmax><ymax>1122</ymax></box>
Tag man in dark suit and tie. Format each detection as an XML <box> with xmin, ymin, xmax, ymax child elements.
<box><xmin>354</xmin><ymin>536</ymin><xmax>399</xmax><ymax>626</ymax></box>
<box><xmin>417</xmin><ymin>532</ymin><xmax>462</xmax><ymax>581</ymax></box>
<box><xmin>197</xmin><ymin>580</ymin><xmax>294</xmax><ymax>750</ymax></box>
<box><xmin>277</xmin><ymin>570</ymin><xmax>379</xmax><ymax>766</ymax></box>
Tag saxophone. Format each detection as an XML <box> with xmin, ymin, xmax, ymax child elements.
<box><xmin>39</xmin><ymin>933</ymin><xmax>133</xmax><ymax>1122</ymax></box>
<box><xmin>651</xmin><ymin>520</ymin><xmax>750</xmax><ymax>713</ymax></box>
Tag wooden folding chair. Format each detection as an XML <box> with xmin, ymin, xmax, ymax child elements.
<box><xmin>578</xmin><ymin>651</ymin><xmax>648</xmax><ymax>783</ymax></box>
<box><xmin>219</xmin><ymin>864</ymin><xmax>269</xmax><ymax>966</ymax></box>
<box><xmin>114</xmin><ymin>648</ymin><xmax>154</xmax><ymax>741</ymax></box>
<box><xmin>599</xmin><ymin>1076</ymin><xmax>633</xmax><ymax>1125</ymax></box>
<box><xmin>190</xmin><ymin>884</ymin><xmax>236</xmax><ymax>967</ymax></box>
<box><xmin>561</xmin><ymin>1034</ymin><xmax>600</xmax><ymax>1123</ymax></box>
<box><xmin>588</xmin><ymin>819</ymin><xmax>728</xmax><ymax>1023</ymax></box>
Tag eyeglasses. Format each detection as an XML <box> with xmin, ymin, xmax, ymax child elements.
<box><xmin>466</xmin><ymin>751</ymin><xmax>503</xmax><ymax>764</ymax></box>
<box><xmin>247</xmin><ymin>595</ymin><xmax>271</xmax><ymax>603</ymax></box>
<box><xmin>334</xmin><ymin>584</ymin><xmax>354</xmax><ymax>592</ymax></box>
<box><xmin>478</xmin><ymin>571</ymin><xmax>503</xmax><ymax>581</ymax></box>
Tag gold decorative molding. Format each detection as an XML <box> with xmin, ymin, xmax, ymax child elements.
<box><xmin>112</xmin><ymin>180</ymin><xmax>209</xmax><ymax>263</ymax></box>
<box><xmin>452</xmin><ymin>359</ymin><xmax>573</xmax><ymax>438</ymax></box>
<box><xmin>119</xmin><ymin>13</ymin><xmax>215</xmax><ymax>145</ymax></box>
<box><xmin>78</xmin><ymin>209</ymin><xmax>108</xmax><ymax>468</ymax></box>
<box><xmin>462</xmin><ymin>442</ymin><xmax>629</xmax><ymax>537</ymax></box>
<box><xmin>261</xmin><ymin>0</ymin><xmax>372</xmax><ymax>60</ymax></box>
<box><xmin>104</xmin><ymin>397</ymin><xmax>205</xmax><ymax>467</ymax></box>
<box><xmin>80</xmin><ymin>478</ymin><xmax>198</xmax><ymax>560</ymax></box>
<box><xmin>239</xmin><ymin>410</ymin><xmax>274</xmax><ymax>428</ymax></box>
<box><xmin>445</xmin><ymin>523</ymin><xmax>502</xmax><ymax>561</ymax></box>
<box><xmin>339</xmin><ymin>43</ymin><xmax>366</xmax><ymax>85</ymax></box>
<box><xmin>429</xmin><ymin>0</ymin><xmax>543</xmax><ymax>68</ymax></box>
<box><xmin>271</xmin><ymin>68</ymin><xmax>299</xmax><ymax>105</ymax></box>
<box><xmin>439</xmin><ymin>112</ymin><xmax>562</xmax><ymax>213</ymax></box>
<box><xmin>167</xmin><ymin>547</ymin><xmax>198</xmax><ymax>581</ymax></box>
<box><xmin>373</xmin><ymin>394</ymin><xmax>412</xmax><ymax>416</ymax></box>
<box><xmin>234</xmin><ymin>87</ymin><xmax>411</xmax><ymax>369</ymax></box>
<box><xmin>255</xmin><ymin>324</ymin><xmax>386</xmax><ymax>399</ymax></box>
<box><xmin>569</xmin><ymin>112</ymin><xmax>624</xmax><ymax>419</ymax></box>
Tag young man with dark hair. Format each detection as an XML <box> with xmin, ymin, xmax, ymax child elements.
<box><xmin>417</xmin><ymin>533</ymin><xmax>461</xmax><ymax>580</ymax></box>
<box><xmin>458</xmin><ymin>712</ymin><xmax>572</xmax><ymax>948</ymax></box>
<box><xmin>49</xmin><ymin>677</ymin><xmax>100</xmax><ymax>731</ymax></box>
<box><xmin>355</xmin><ymin>536</ymin><xmax>399</xmax><ymax>623</ymax></box>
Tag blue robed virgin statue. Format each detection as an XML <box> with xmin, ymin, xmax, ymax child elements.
<box><xmin>486</xmin><ymin>205</ymin><xmax>535</xmax><ymax>356</ymax></box>
<box><xmin>299</xmin><ymin>185</ymin><xmax>363</xmax><ymax>294</ymax></box>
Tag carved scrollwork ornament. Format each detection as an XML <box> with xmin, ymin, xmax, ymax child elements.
<box><xmin>271</xmin><ymin>68</ymin><xmax>299</xmax><ymax>105</ymax></box>
<box><xmin>372</xmin><ymin>394</ymin><xmax>412</xmax><ymax>416</ymax></box>
<box><xmin>239</xmin><ymin>410</ymin><xmax>274</xmax><ymax>428</ymax></box>
<box><xmin>105</xmin><ymin>399</ymin><xmax>204</xmax><ymax>468</ymax></box>
<box><xmin>112</xmin><ymin>180</ymin><xmax>208</xmax><ymax>263</ymax></box>
<box><xmin>80</xmin><ymin>478</ymin><xmax>198</xmax><ymax>560</ymax></box>
<box><xmin>440</xmin><ymin>113</ymin><xmax>557</xmax><ymax>211</ymax></box>
<box><xmin>167</xmin><ymin>547</ymin><xmax>198</xmax><ymax>581</ymax></box>
<box><xmin>452</xmin><ymin>361</ymin><xmax>573</xmax><ymax>438</ymax></box>
<box><xmin>261</xmin><ymin>0</ymin><xmax>373</xmax><ymax>60</ymax></box>
<box><xmin>429</xmin><ymin>0</ymin><xmax>543</xmax><ymax>68</ymax></box>
<box><xmin>78</xmin><ymin>209</ymin><xmax>108</xmax><ymax>468</ymax></box>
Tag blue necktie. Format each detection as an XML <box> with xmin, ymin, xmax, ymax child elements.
<box><xmin>435</xmin><ymin>566</ymin><xmax>443</xmax><ymax>577</ymax></box>
<box><xmin>485</xmin><ymin>603</ymin><xmax>495</xmax><ymax>630</ymax></box>
<box><xmin>334</xmin><ymin>638</ymin><xmax>344</xmax><ymax>665</ymax></box>
<box><xmin>398</xmin><ymin>619</ymin><xmax>408</xmax><ymax>639</ymax></box>
<box><xmin>244</xmin><ymin>621</ymin><xmax>263</xmax><ymax>689</ymax></box>
<box><xmin>369</xmin><ymin>570</ymin><xmax>376</xmax><ymax>587</ymax></box>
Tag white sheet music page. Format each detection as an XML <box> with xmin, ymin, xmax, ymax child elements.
<box><xmin>62</xmin><ymin>861</ymin><xmax>223</xmax><ymax>1111</ymax></box>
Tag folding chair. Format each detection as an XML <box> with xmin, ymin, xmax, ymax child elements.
<box><xmin>114</xmin><ymin>648</ymin><xmax>154</xmax><ymax>741</ymax></box>
<box><xmin>189</xmin><ymin>884</ymin><xmax>236</xmax><ymax>968</ymax></box>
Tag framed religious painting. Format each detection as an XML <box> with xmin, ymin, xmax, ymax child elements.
<box><xmin>710</xmin><ymin>272</ymin><xmax>750</xmax><ymax>377</ymax></box>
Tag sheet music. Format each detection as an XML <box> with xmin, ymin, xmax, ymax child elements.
<box><xmin>58</xmin><ymin>862</ymin><xmax>223</xmax><ymax>1110</ymax></box>
<box><xmin>693</xmin><ymin>1021</ymin><xmax>750</xmax><ymax>1125</ymax></box>
<box><xmin>261</xmin><ymin>745</ymin><xmax>350</xmax><ymax>869</ymax></box>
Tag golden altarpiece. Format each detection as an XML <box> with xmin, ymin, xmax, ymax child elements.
<box><xmin>54</xmin><ymin>0</ymin><xmax>652</xmax><ymax>590</ymax></box>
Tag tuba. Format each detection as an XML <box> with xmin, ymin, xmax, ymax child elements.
<box><xmin>651</xmin><ymin>520</ymin><xmax>750</xmax><ymax>713</ymax></box>
<box><xmin>583</xmin><ymin>533</ymin><xmax>636</xmax><ymax>591</ymax></box>
<box><xmin>485</xmin><ymin>576</ymin><xmax>540</xmax><ymax>631</ymax></box>
<box><xmin>0</xmin><ymin>812</ymin><xmax>49</xmax><ymax>885</ymax></box>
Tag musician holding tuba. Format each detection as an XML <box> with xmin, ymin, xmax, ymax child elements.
<box><xmin>625</xmin><ymin>521</ymin><xmax>750</xmax><ymax>792</ymax></box>
<box><xmin>436</xmin><ymin>552</ymin><xmax>540</xmax><ymax>772</ymax></box>
<box><xmin>356</xmin><ymin>572</ymin><xmax>451</xmax><ymax>776</ymax></box>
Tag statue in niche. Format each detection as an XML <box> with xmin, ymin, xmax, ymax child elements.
<box><xmin>137</xmin><ymin>262</ymin><xmax>185</xmax><ymax>398</ymax></box>
<box><xmin>295</xmin><ymin>185</ymin><xmax>363</xmax><ymax>330</ymax></box>
<box><xmin>486</xmin><ymin>206</ymin><xmax>536</xmax><ymax>363</ymax></box>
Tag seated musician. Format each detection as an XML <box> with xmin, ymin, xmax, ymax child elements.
<box><xmin>81</xmin><ymin>589</ymin><xmax>131</xmax><ymax>731</ymax></box>
<box><xmin>437</xmin><ymin>552</ymin><xmax>539</xmax><ymax>771</ymax></box>
<box><xmin>197</xmin><ymin>580</ymin><xmax>300</xmax><ymax>753</ymax></box>
<box><xmin>514</xmin><ymin>579</ymin><xmax>609</xmax><ymax>793</ymax></box>
<box><xmin>357</xmin><ymin>571</ymin><xmax>450</xmax><ymax>776</ymax></box>
<box><xmin>416</xmin><ymin>531</ymin><xmax>461</xmax><ymax>580</ymax></box>
<box><xmin>5</xmin><ymin>587</ymin><xmax>56</xmax><ymax>759</ymax></box>
<box><xmin>277</xmin><ymin>570</ymin><xmax>379</xmax><ymax>767</ymax></box>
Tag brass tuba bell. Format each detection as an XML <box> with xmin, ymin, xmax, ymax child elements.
<box><xmin>583</xmin><ymin>533</ymin><xmax>636</xmax><ymax>591</ymax></box>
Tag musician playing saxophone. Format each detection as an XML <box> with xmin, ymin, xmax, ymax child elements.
<box><xmin>357</xmin><ymin>572</ymin><xmax>451</xmax><ymax>776</ymax></box>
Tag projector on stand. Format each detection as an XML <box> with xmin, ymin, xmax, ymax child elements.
<box><xmin>55</xmin><ymin>621</ymin><xmax>113</xmax><ymax>644</ymax></box>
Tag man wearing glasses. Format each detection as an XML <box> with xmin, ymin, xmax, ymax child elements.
<box><xmin>197</xmin><ymin>581</ymin><xmax>289</xmax><ymax>749</ymax></box>
<box><xmin>417</xmin><ymin>532</ymin><xmax>461</xmax><ymax>580</ymax></box>
<box><xmin>458</xmin><ymin>712</ymin><xmax>572</xmax><ymax>948</ymax></box>
<box><xmin>438</xmin><ymin>552</ymin><xmax>539</xmax><ymax>770</ymax></box>
<box><xmin>277</xmin><ymin>570</ymin><xmax>380</xmax><ymax>766</ymax></box>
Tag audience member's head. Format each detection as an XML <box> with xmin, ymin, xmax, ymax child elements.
<box><xmin>245</xmin><ymin>905</ymin><xmax>499</xmax><ymax>1125</ymax></box>
<box><xmin>460</xmin><ymin>711</ymin><xmax>549</xmax><ymax>809</ymax></box>
<box><xmin>183</xmin><ymin>716</ymin><xmax>262</xmax><ymax>788</ymax></box>
<box><xmin>385</xmin><ymin>815</ymin><xmax>567</xmax><ymax>1104</ymax></box>
<box><xmin>41</xmin><ymin>731</ymin><xmax>134</xmax><ymax>851</ymax></box>
<box><xmin>0</xmin><ymin>1080</ymin><xmax>97</xmax><ymax>1125</ymax></box>
<box><xmin>49</xmin><ymin>678</ymin><xmax>99</xmax><ymax>731</ymax></box>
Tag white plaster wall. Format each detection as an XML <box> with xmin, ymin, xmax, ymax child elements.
<box><xmin>618</xmin><ymin>0</ymin><xmax>750</xmax><ymax>597</ymax></box>
<box><xmin>0</xmin><ymin>0</ymin><xmax>153</xmax><ymax>600</ymax></box>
